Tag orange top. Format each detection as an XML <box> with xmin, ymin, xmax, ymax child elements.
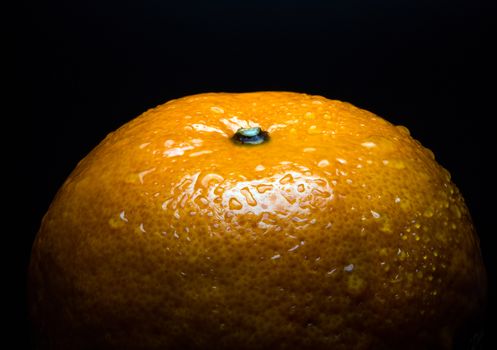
<box><xmin>30</xmin><ymin>92</ymin><xmax>486</xmax><ymax>349</ymax></box>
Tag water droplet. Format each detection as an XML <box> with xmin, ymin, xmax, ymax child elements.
<box><xmin>307</xmin><ymin>125</ymin><xmax>321</xmax><ymax>134</ymax></box>
<box><xmin>119</xmin><ymin>211</ymin><xmax>128</xmax><ymax>222</ymax></box>
<box><xmin>443</xmin><ymin>168</ymin><xmax>452</xmax><ymax>181</ymax></box>
<box><xmin>344</xmin><ymin>264</ymin><xmax>354</xmax><ymax>272</ymax></box>
<box><xmin>396</xmin><ymin>125</ymin><xmax>411</xmax><ymax>135</ymax></box>
<box><xmin>139</xmin><ymin>223</ymin><xmax>146</xmax><ymax>233</ymax></box>
<box><xmin>311</xmin><ymin>188</ymin><xmax>331</xmax><ymax>198</ymax></box>
<box><xmin>177</xmin><ymin>177</ymin><xmax>193</xmax><ymax>191</ymax></box>
<box><xmin>214</xmin><ymin>186</ymin><xmax>224</xmax><ymax>196</ymax></box>
<box><xmin>288</xmin><ymin>244</ymin><xmax>300</xmax><ymax>252</ymax></box>
<box><xmin>256</xmin><ymin>183</ymin><xmax>273</xmax><ymax>193</ymax></box>
<box><xmin>281</xmin><ymin>192</ymin><xmax>297</xmax><ymax>205</ymax></box>
<box><xmin>398</xmin><ymin>249</ymin><xmax>408</xmax><ymax>261</ymax></box>
<box><xmin>163</xmin><ymin>146</ymin><xmax>195</xmax><ymax>158</ymax></box>
<box><xmin>304</xmin><ymin>112</ymin><xmax>315</xmax><ymax>119</ymax></box>
<box><xmin>210</xmin><ymin>106</ymin><xmax>224</xmax><ymax>114</ymax></box>
<box><xmin>423</xmin><ymin>208</ymin><xmax>434</xmax><ymax>218</ymax></box>
<box><xmin>255</xmin><ymin>164</ymin><xmax>265</xmax><ymax>171</ymax></box>
<box><xmin>292</xmin><ymin>216</ymin><xmax>308</xmax><ymax>223</ymax></box>
<box><xmin>161</xmin><ymin>198</ymin><xmax>173</xmax><ymax>210</ymax></box>
<box><xmin>371</xmin><ymin>210</ymin><xmax>381</xmax><ymax>219</ymax></box>
<box><xmin>194</xmin><ymin>196</ymin><xmax>210</xmax><ymax>208</ymax></box>
<box><xmin>336</xmin><ymin>158</ymin><xmax>347</xmax><ymax>164</ymax></box>
<box><xmin>229</xmin><ymin>198</ymin><xmax>243</xmax><ymax>210</ymax></box>
<box><xmin>240</xmin><ymin>187</ymin><xmax>257</xmax><ymax>206</ymax></box>
<box><xmin>383</xmin><ymin>159</ymin><xmax>406</xmax><ymax>169</ymax></box>
<box><xmin>271</xmin><ymin>254</ymin><xmax>281</xmax><ymax>260</ymax></box>
<box><xmin>279</xmin><ymin>173</ymin><xmax>294</xmax><ymax>184</ymax></box>
<box><xmin>318</xmin><ymin>159</ymin><xmax>330</xmax><ymax>167</ymax></box>
<box><xmin>390</xmin><ymin>274</ymin><xmax>402</xmax><ymax>284</ymax></box>
<box><xmin>313</xmin><ymin>178</ymin><xmax>327</xmax><ymax>186</ymax></box>
<box><xmin>361</xmin><ymin>141</ymin><xmax>377</xmax><ymax>148</ymax></box>
<box><xmin>191</xmin><ymin>124</ymin><xmax>228</xmax><ymax>136</ymax></box>
<box><xmin>164</xmin><ymin>139</ymin><xmax>175</xmax><ymax>148</ymax></box>
<box><xmin>138</xmin><ymin>168</ymin><xmax>156</xmax><ymax>184</ymax></box>
<box><xmin>303</xmin><ymin>147</ymin><xmax>316</xmax><ymax>152</ymax></box>
<box><xmin>189</xmin><ymin>150</ymin><xmax>213</xmax><ymax>157</ymax></box>
<box><xmin>379</xmin><ymin>248</ymin><xmax>388</xmax><ymax>256</ymax></box>
<box><xmin>200</xmin><ymin>173</ymin><xmax>224</xmax><ymax>188</ymax></box>
<box><xmin>424</xmin><ymin>147</ymin><xmax>435</xmax><ymax>159</ymax></box>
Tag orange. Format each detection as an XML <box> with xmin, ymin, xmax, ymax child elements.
<box><xmin>29</xmin><ymin>92</ymin><xmax>486</xmax><ymax>349</ymax></box>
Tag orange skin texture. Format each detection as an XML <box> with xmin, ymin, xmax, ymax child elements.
<box><xmin>29</xmin><ymin>92</ymin><xmax>486</xmax><ymax>349</ymax></box>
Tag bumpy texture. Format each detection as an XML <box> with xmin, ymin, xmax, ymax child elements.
<box><xmin>29</xmin><ymin>92</ymin><xmax>486</xmax><ymax>349</ymax></box>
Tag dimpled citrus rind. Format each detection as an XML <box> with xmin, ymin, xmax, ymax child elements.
<box><xmin>30</xmin><ymin>92</ymin><xmax>486</xmax><ymax>350</ymax></box>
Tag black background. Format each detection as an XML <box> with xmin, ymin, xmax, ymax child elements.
<box><xmin>12</xmin><ymin>0</ymin><xmax>495</xmax><ymax>348</ymax></box>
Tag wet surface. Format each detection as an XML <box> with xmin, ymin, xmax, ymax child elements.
<box><xmin>30</xmin><ymin>92</ymin><xmax>486</xmax><ymax>349</ymax></box>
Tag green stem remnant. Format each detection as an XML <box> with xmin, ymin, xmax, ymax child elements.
<box><xmin>231</xmin><ymin>127</ymin><xmax>269</xmax><ymax>145</ymax></box>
